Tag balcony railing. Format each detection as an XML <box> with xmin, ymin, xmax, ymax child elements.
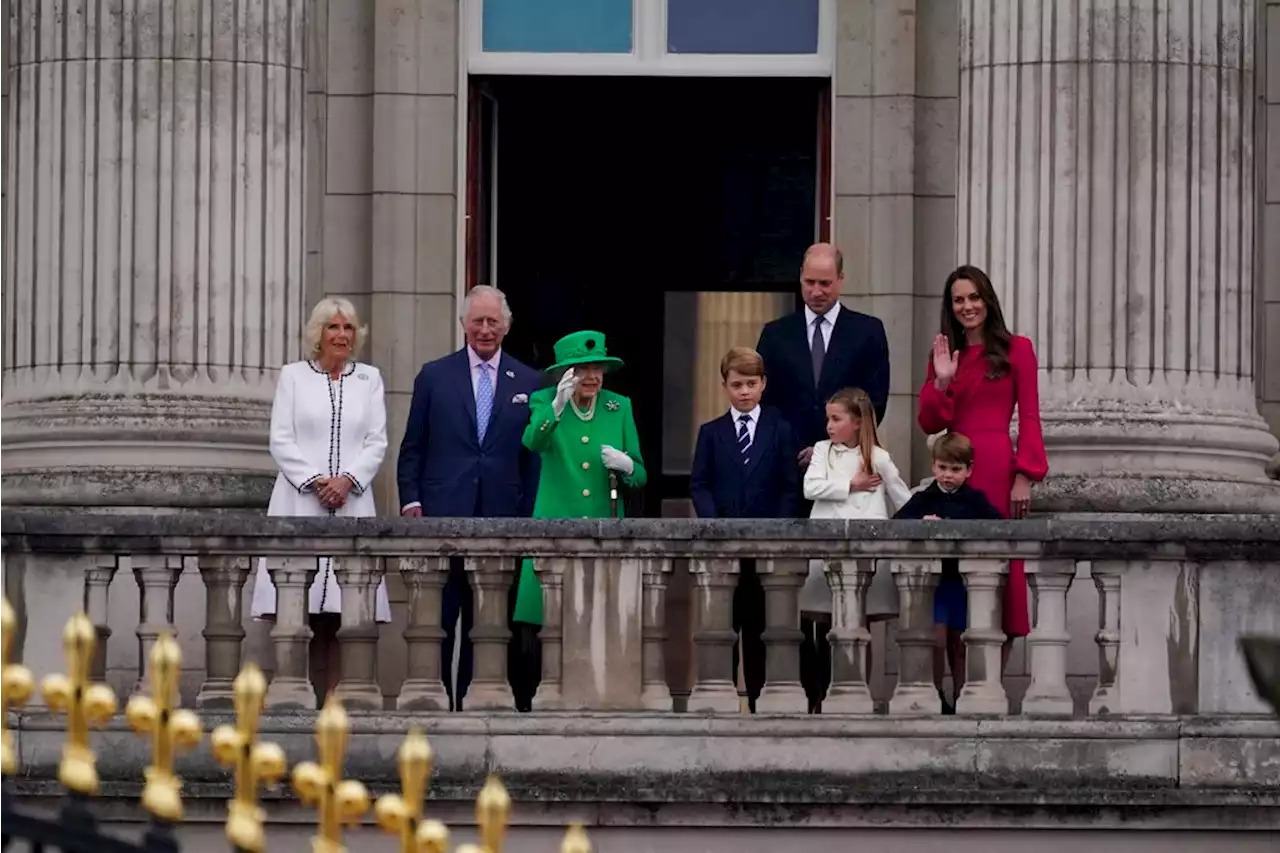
<box><xmin>3</xmin><ymin>511</ymin><xmax>1277</xmax><ymax>719</ymax></box>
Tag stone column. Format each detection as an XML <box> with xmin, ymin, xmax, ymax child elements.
<box><xmin>638</xmin><ymin>559</ymin><xmax>674</xmax><ymax>712</ymax></box>
<box><xmin>264</xmin><ymin>557</ymin><xmax>318</xmax><ymax>710</ymax></box>
<box><xmin>1022</xmin><ymin>559</ymin><xmax>1076</xmax><ymax>717</ymax></box>
<box><xmin>466</xmin><ymin>556</ymin><xmax>515</xmax><ymax>711</ymax></box>
<box><xmin>397</xmin><ymin>556</ymin><xmax>450</xmax><ymax>711</ymax></box>
<box><xmin>132</xmin><ymin>554</ymin><xmax>183</xmax><ymax>695</ymax></box>
<box><xmin>687</xmin><ymin>559</ymin><xmax>740</xmax><ymax>713</ymax></box>
<box><xmin>534</xmin><ymin>557</ymin><xmax>567</xmax><ymax>710</ymax></box>
<box><xmin>888</xmin><ymin>559</ymin><xmax>941</xmax><ymax>714</ymax></box>
<box><xmin>196</xmin><ymin>555</ymin><xmax>251</xmax><ymax>708</ymax></box>
<box><xmin>1090</xmin><ymin>562</ymin><xmax>1123</xmax><ymax>716</ymax></box>
<box><xmin>823</xmin><ymin>559</ymin><xmax>876</xmax><ymax>714</ymax></box>
<box><xmin>82</xmin><ymin>555</ymin><xmax>119</xmax><ymax>681</ymax></box>
<box><xmin>2</xmin><ymin>0</ymin><xmax>306</xmax><ymax>509</ymax></box>
<box><xmin>333</xmin><ymin>556</ymin><xmax>386</xmax><ymax>709</ymax></box>
<box><xmin>955</xmin><ymin>559</ymin><xmax>1009</xmax><ymax>715</ymax></box>
<box><xmin>957</xmin><ymin>0</ymin><xmax>1279</xmax><ymax>512</ymax></box>
<box><xmin>755</xmin><ymin>559</ymin><xmax>808</xmax><ymax>713</ymax></box>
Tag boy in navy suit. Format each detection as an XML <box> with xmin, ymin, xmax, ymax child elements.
<box><xmin>894</xmin><ymin>432</ymin><xmax>1003</xmax><ymax>714</ymax></box>
<box><xmin>691</xmin><ymin>347</ymin><xmax>801</xmax><ymax>711</ymax></box>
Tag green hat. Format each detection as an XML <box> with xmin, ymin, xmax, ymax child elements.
<box><xmin>546</xmin><ymin>330</ymin><xmax>624</xmax><ymax>375</ymax></box>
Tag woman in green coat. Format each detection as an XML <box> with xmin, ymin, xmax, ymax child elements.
<box><xmin>511</xmin><ymin>330</ymin><xmax>648</xmax><ymax>627</ymax></box>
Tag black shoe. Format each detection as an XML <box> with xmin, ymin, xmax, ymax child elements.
<box><xmin>940</xmin><ymin>693</ymin><xmax>955</xmax><ymax>715</ymax></box>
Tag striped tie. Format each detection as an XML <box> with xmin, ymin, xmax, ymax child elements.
<box><xmin>737</xmin><ymin>414</ymin><xmax>751</xmax><ymax>464</ymax></box>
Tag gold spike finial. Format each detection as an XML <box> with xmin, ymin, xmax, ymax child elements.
<box><xmin>374</xmin><ymin>729</ymin><xmax>450</xmax><ymax>853</ymax></box>
<box><xmin>40</xmin><ymin>611</ymin><xmax>118</xmax><ymax>795</ymax></box>
<box><xmin>2</xmin><ymin>597</ymin><xmax>35</xmax><ymax>775</ymax></box>
<box><xmin>125</xmin><ymin>631</ymin><xmax>203</xmax><ymax>822</ymax></box>
<box><xmin>456</xmin><ymin>775</ymin><xmax>511</xmax><ymax>853</ymax></box>
<box><xmin>560</xmin><ymin>823</ymin><xmax>592</xmax><ymax>853</ymax></box>
<box><xmin>211</xmin><ymin>663</ymin><xmax>288</xmax><ymax>853</ymax></box>
<box><xmin>292</xmin><ymin>694</ymin><xmax>370</xmax><ymax>853</ymax></box>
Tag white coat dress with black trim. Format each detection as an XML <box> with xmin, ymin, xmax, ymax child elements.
<box><xmin>250</xmin><ymin>360</ymin><xmax>393</xmax><ymax>622</ymax></box>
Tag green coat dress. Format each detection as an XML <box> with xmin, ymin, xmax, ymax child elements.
<box><xmin>511</xmin><ymin>387</ymin><xmax>647</xmax><ymax>625</ymax></box>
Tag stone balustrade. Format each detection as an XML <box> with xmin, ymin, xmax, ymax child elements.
<box><xmin>4</xmin><ymin>511</ymin><xmax>1278</xmax><ymax>719</ymax></box>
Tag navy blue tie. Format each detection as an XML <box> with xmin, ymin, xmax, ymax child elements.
<box><xmin>738</xmin><ymin>414</ymin><xmax>751</xmax><ymax>464</ymax></box>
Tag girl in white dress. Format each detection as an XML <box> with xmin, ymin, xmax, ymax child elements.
<box><xmin>801</xmin><ymin>388</ymin><xmax>912</xmax><ymax>707</ymax></box>
<box><xmin>250</xmin><ymin>297</ymin><xmax>391</xmax><ymax>704</ymax></box>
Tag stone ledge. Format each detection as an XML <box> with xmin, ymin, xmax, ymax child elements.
<box><xmin>11</xmin><ymin>714</ymin><xmax>1280</xmax><ymax>806</ymax></box>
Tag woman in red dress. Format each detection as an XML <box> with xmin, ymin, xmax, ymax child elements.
<box><xmin>918</xmin><ymin>265</ymin><xmax>1048</xmax><ymax>666</ymax></box>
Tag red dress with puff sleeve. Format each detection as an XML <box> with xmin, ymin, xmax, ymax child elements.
<box><xmin>918</xmin><ymin>335</ymin><xmax>1049</xmax><ymax>638</ymax></box>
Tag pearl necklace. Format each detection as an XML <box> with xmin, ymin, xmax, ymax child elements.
<box><xmin>570</xmin><ymin>397</ymin><xmax>597</xmax><ymax>422</ymax></box>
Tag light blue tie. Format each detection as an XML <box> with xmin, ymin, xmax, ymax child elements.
<box><xmin>476</xmin><ymin>363</ymin><xmax>494</xmax><ymax>443</ymax></box>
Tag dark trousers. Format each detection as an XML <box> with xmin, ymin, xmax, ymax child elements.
<box><xmin>441</xmin><ymin>557</ymin><xmax>474</xmax><ymax>711</ymax></box>
<box><xmin>732</xmin><ymin>558</ymin><xmax>767</xmax><ymax>712</ymax></box>
<box><xmin>799</xmin><ymin>612</ymin><xmax>832</xmax><ymax>713</ymax></box>
<box><xmin>442</xmin><ymin>556</ymin><xmax>540</xmax><ymax>712</ymax></box>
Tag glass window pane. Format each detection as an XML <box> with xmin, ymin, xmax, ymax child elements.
<box><xmin>483</xmin><ymin>0</ymin><xmax>633</xmax><ymax>53</ymax></box>
<box><xmin>667</xmin><ymin>0</ymin><xmax>818</xmax><ymax>54</ymax></box>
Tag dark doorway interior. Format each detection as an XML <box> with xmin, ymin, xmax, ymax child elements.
<box><xmin>474</xmin><ymin>75</ymin><xmax>824</xmax><ymax>514</ymax></box>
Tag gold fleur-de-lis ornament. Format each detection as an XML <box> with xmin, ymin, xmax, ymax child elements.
<box><xmin>375</xmin><ymin>729</ymin><xmax>450</xmax><ymax>853</ymax></box>
<box><xmin>125</xmin><ymin>631</ymin><xmax>203</xmax><ymax>822</ymax></box>
<box><xmin>1</xmin><ymin>597</ymin><xmax>35</xmax><ymax>775</ymax></box>
<box><xmin>40</xmin><ymin>612</ymin><xmax>118</xmax><ymax>795</ymax></box>
<box><xmin>560</xmin><ymin>824</ymin><xmax>592</xmax><ymax>853</ymax></box>
<box><xmin>292</xmin><ymin>695</ymin><xmax>370</xmax><ymax>853</ymax></box>
<box><xmin>456</xmin><ymin>775</ymin><xmax>511</xmax><ymax>853</ymax></box>
<box><xmin>210</xmin><ymin>664</ymin><xmax>288</xmax><ymax>853</ymax></box>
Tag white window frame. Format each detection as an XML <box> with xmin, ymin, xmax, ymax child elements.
<box><xmin>463</xmin><ymin>0</ymin><xmax>836</xmax><ymax>77</ymax></box>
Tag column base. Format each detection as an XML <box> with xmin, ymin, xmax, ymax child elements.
<box><xmin>755</xmin><ymin>682</ymin><xmax>807</xmax><ymax>713</ymax></box>
<box><xmin>467</xmin><ymin>680</ymin><xmax>515</xmax><ymax>711</ymax></box>
<box><xmin>397</xmin><ymin>678</ymin><xmax>450</xmax><ymax>711</ymax></box>
<box><xmin>264</xmin><ymin>676</ymin><xmax>316</xmax><ymax>710</ymax></box>
<box><xmin>822</xmin><ymin>684</ymin><xmax>875</xmax><ymax>714</ymax></box>
<box><xmin>534</xmin><ymin>681</ymin><xmax>565</xmax><ymax>710</ymax></box>
<box><xmin>888</xmin><ymin>682</ymin><xmax>939</xmax><ymax>715</ymax></box>
<box><xmin>1022</xmin><ymin>689</ymin><xmax>1074</xmax><ymax>717</ymax></box>
<box><xmin>1037</xmin><ymin>473</ymin><xmax>1280</xmax><ymax>514</ymax></box>
<box><xmin>196</xmin><ymin>678</ymin><xmax>237</xmax><ymax>709</ymax></box>
<box><xmin>639</xmin><ymin>682</ymin><xmax>672</xmax><ymax>712</ymax></box>
<box><xmin>334</xmin><ymin>679</ymin><xmax>384</xmax><ymax>710</ymax></box>
<box><xmin>956</xmin><ymin>682</ymin><xmax>1010</xmax><ymax>716</ymax></box>
<box><xmin>687</xmin><ymin>681</ymin><xmax>740</xmax><ymax>713</ymax></box>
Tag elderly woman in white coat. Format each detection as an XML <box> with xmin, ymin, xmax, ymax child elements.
<box><xmin>251</xmin><ymin>297</ymin><xmax>391</xmax><ymax>704</ymax></box>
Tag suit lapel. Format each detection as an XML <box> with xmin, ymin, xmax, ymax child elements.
<box><xmin>454</xmin><ymin>350</ymin><xmax>478</xmax><ymax>439</ymax></box>
<box><xmin>717</xmin><ymin>413</ymin><xmax>743</xmax><ymax>481</ymax></box>
<box><xmin>483</xmin><ymin>354</ymin><xmax>515</xmax><ymax>449</ymax></box>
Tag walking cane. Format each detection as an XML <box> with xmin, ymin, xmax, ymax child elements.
<box><xmin>608</xmin><ymin>472</ymin><xmax>620</xmax><ymax>518</ymax></box>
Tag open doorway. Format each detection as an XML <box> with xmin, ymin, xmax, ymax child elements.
<box><xmin>467</xmin><ymin>75</ymin><xmax>828</xmax><ymax>515</ymax></box>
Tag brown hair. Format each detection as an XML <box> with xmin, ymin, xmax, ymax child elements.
<box><xmin>827</xmin><ymin>387</ymin><xmax>881</xmax><ymax>475</ymax></box>
<box><xmin>720</xmin><ymin>346</ymin><xmax>765</xmax><ymax>380</ymax></box>
<box><xmin>941</xmin><ymin>265</ymin><xmax>1013</xmax><ymax>379</ymax></box>
<box><xmin>932</xmin><ymin>432</ymin><xmax>974</xmax><ymax>467</ymax></box>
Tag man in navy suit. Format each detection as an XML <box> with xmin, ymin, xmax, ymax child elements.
<box><xmin>756</xmin><ymin>242</ymin><xmax>891</xmax><ymax>471</ymax></box>
<box><xmin>690</xmin><ymin>347</ymin><xmax>800</xmax><ymax>711</ymax></box>
<box><xmin>755</xmin><ymin>242</ymin><xmax>891</xmax><ymax>709</ymax></box>
<box><xmin>397</xmin><ymin>285</ymin><xmax>542</xmax><ymax>711</ymax></box>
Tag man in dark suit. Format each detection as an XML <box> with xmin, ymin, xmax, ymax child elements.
<box><xmin>756</xmin><ymin>242</ymin><xmax>891</xmax><ymax>469</ymax></box>
<box><xmin>397</xmin><ymin>285</ymin><xmax>542</xmax><ymax>711</ymax></box>
<box><xmin>755</xmin><ymin>242</ymin><xmax>891</xmax><ymax>710</ymax></box>
<box><xmin>690</xmin><ymin>347</ymin><xmax>800</xmax><ymax>712</ymax></box>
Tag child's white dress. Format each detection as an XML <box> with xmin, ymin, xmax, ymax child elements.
<box><xmin>801</xmin><ymin>441</ymin><xmax>913</xmax><ymax>618</ymax></box>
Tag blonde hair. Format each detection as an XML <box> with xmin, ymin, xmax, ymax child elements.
<box><xmin>719</xmin><ymin>346</ymin><xmax>765</xmax><ymax>379</ymax></box>
<box><xmin>303</xmin><ymin>297</ymin><xmax>367</xmax><ymax>360</ymax></box>
<box><xmin>827</xmin><ymin>387</ymin><xmax>881</xmax><ymax>475</ymax></box>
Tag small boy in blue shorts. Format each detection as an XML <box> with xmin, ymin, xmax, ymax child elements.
<box><xmin>893</xmin><ymin>432</ymin><xmax>1002</xmax><ymax>714</ymax></box>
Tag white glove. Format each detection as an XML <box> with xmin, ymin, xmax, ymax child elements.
<box><xmin>600</xmin><ymin>445</ymin><xmax>634</xmax><ymax>476</ymax></box>
<box><xmin>552</xmin><ymin>368</ymin><xmax>578</xmax><ymax>418</ymax></box>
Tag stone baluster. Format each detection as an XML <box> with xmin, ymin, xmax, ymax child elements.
<box><xmin>534</xmin><ymin>557</ymin><xmax>568</xmax><ymax>710</ymax></box>
<box><xmin>755</xmin><ymin>558</ymin><xmax>807</xmax><ymax>713</ymax></box>
<box><xmin>888</xmin><ymin>559</ymin><xmax>942</xmax><ymax>714</ymax></box>
<box><xmin>82</xmin><ymin>555</ymin><xmax>118</xmax><ymax>681</ymax></box>
<box><xmin>132</xmin><ymin>554</ymin><xmax>184</xmax><ymax>695</ymax></box>
<box><xmin>264</xmin><ymin>556</ymin><xmax>319</xmax><ymax>709</ymax></box>
<box><xmin>466</xmin><ymin>556</ymin><xmax>515</xmax><ymax>710</ymax></box>
<box><xmin>822</xmin><ymin>559</ymin><xmax>876</xmax><ymax>714</ymax></box>
<box><xmin>956</xmin><ymin>559</ymin><xmax>1009</xmax><ymax>715</ymax></box>
<box><xmin>1022</xmin><ymin>559</ymin><xmax>1076</xmax><ymax>717</ymax></box>
<box><xmin>1089</xmin><ymin>562</ymin><xmax>1123</xmax><ymax>716</ymax></box>
<box><xmin>397</xmin><ymin>556</ymin><xmax>450</xmax><ymax>711</ymax></box>
<box><xmin>196</xmin><ymin>555</ymin><xmax>251</xmax><ymax>708</ymax></box>
<box><xmin>640</xmin><ymin>558</ymin><xmax>674</xmax><ymax>711</ymax></box>
<box><xmin>687</xmin><ymin>558</ymin><xmax>740</xmax><ymax>713</ymax></box>
<box><xmin>333</xmin><ymin>556</ymin><xmax>386</xmax><ymax>709</ymax></box>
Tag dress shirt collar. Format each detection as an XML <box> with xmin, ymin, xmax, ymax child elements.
<box><xmin>729</xmin><ymin>405</ymin><xmax>761</xmax><ymax>424</ymax></box>
<box><xmin>804</xmin><ymin>301</ymin><xmax>841</xmax><ymax>328</ymax></box>
<box><xmin>467</xmin><ymin>346</ymin><xmax>501</xmax><ymax>371</ymax></box>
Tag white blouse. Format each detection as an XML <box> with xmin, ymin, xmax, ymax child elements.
<box><xmin>803</xmin><ymin>441</ymin><xmax>912</xmax><ymax>520</ymax></box>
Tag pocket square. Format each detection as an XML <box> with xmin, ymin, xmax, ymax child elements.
<box><xmin>512</xmin><ymin>393</ymin><xmax>529</xmax><ymax>404</ymax></box>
